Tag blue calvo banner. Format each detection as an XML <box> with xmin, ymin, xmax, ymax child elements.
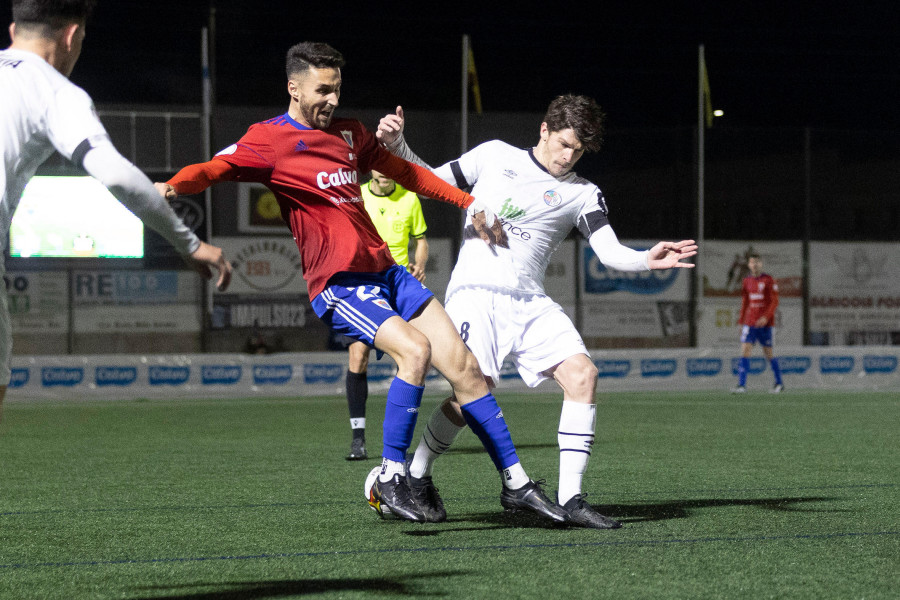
<box><xmin>96</xmin><ymin>366</ymin><xmax>137</xmax><ymax>387</ymax></box>
<box><xmin>304</xmin><ymin>363</ymin><xmax>343</xmax><ymax>384</ymax></box>
<box><xmin>595</xmin><ymin>360</ymin><xmax>631</xmax><ymax>378</ymax></box>
<box><xmin>583</xmin><ymin>246</ymin><xmax>679</xmax><ymax>295</ymax></box>
<box><xmin>863</xmin><ymin>355</ymin><xmax>897</xmax><ymax>374</ymax></box>
<box><xmin>41</xmin><ymin>367</ymin><xmax>84</xmax><ymax>387</ymax></box>
<box><xmin>9</xmin><ymin>368</ymin><xmax>29</xmax><ymax>388</ymax></box>
<box><xmin>641</xmin><ymin>359</ymin><xmax>677</xmax><ymax>377</ymax></box>
<box><xmin>779</xmin><ymin>356</ymin><xmax>812</xmax><ymax>374</ymax></box>
<box><xmin>820</xmin><ymin>355</ymin><xmax>854</xmax><ymax>374</ymax></box>
<box><xmin>202</xmin><ymin>365</ymin><xmax>242</xmax><ymax>385</ymax></box>
<box><xmin>149</xmin><ymin>366</ymin><xmax>190</xmax><ymax>386</ymax></box>
<box><xmin>686</xmin><ymin>358</ymin><xmax>722</xmax><ymax>377</ymax></box>
<box><xmin>252</xmin><ymin>365</ymin><xmax>292</xmax><ymax>385</ymax></box>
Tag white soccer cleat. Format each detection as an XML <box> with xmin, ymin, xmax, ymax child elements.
<box><xmin>731</xmin><ymin>386</ymin><xmax>746</xmax><ymax>394</ymax></box>
<box><xmin>770</xmin><ymin>383</ymin><xmax>784</xmax><ymax>394</ymax></box>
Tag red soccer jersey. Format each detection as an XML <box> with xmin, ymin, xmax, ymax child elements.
<box><xmin>206</xmin><ymin>114</ymin><xmax>470</xmax><ymax>299</ymax></box>
<box><xmin>739</xmin><ymin>273</ymin><xmax>779</xmax><ymax>326</ymax></box>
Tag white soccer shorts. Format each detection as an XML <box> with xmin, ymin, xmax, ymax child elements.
<box><xmin>444</xmin><ymin>287</ymin><xmax>588</xmax><ymax>388</ymax></box>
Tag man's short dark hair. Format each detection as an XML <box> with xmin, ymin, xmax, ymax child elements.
<box><xmin>748</xmin><ymin>252</ymin><xmax>761</xmax><ymax>260</ymax></box>
<box><xmin>12</xmin><ymin>0</ymin><xmax>96</xmax><ymax>31</ymax></box>
<box><xmin>543</xmin><ymin>94</ymin><xmax>606</xmax><ymax>152</ymax></box>
<box><xmin>285</xmin><ymin>42</ymin><xmax>345</xmax><ymax>79</ymax></box>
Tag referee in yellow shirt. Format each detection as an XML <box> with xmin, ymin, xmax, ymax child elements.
<box><xmin>346</xmin><ymin>170</ymin><xmax>429</xmax><ymax>460</ymax></box>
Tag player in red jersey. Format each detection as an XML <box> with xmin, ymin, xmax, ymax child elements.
<box><xmin>733</xmin><ymin>253</ymin><xmax>784</xmax><ymax>393</ymax></box>
<box><xmin>158</xmin><ymin>42</ymin><xmax>566</xmax><ymax>524</ymax></box>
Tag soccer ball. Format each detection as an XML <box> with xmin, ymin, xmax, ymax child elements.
<box><xmin>364</xmin><ymin>465</ymin><xmax>397</xmax><ymax>519</ymax></box>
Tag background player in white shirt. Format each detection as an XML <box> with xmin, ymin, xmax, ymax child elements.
<box><xmin>0</xmin><ymin>0</ymin><xmax>232</xmax><ymax>421</ymax></box>
<box><xmin>377</xmin><ymin>95</ymin><xmax>697</xmax><ymax>528</ymax></box>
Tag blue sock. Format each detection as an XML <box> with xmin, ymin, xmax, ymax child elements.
<box><xmin>381</xmin><ymin>378</ymin><xmax>424</xmax><ymax>463</ymax></box>
<box><xmin>461</xmin><ymin>393</ymin><xmax>519</xmax><ymax>471</ymax></box>
<box><xmin>738</xmin><ymin>357</ymin><xmax>749</xmax><ymax>387</ymax></box>
<box><xmin>770</xmin><ymin>357</ymin><xmax>783</xmax><ymax>385</ymax></box>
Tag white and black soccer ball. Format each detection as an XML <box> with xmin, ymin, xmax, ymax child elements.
<box><xmin>364</xmin><ymin>465</ymin><xmax>397</xmax><ymax>519</ymax></box>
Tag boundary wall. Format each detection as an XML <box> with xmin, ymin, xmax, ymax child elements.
<box><xmin>8</xmin><ymin>346</ymin><xmax>899</xmax><ymax>401</ymax></box>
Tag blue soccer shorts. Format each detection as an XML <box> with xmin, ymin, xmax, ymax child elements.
<box><xmin>311</xmin><ymin>264</ymin><xmax>433</xmax><ymax>346</ymax></box>
<box><xmin>740</xmin><ymin>325</ymin><xmax>774</xmax><ymax>347</ymax></box>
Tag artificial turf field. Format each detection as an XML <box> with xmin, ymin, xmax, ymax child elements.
<box><xmin>0</xmin><ymin>390</ymin><xmax>896</xmax><ymax>599</ymax></box>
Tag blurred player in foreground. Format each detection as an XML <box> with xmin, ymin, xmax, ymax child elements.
<box><xmin>0</xmin><ymin>0</ymin><xmax>231</xmax><ymax>422</ymax></box>
<box><xmin>732</xmin><ymin>252</ymin><xmax>783</xmax><ymax>393</ymax></box>
<box><xmin>160</xmin><ymin>41</ymin><xmax>566</xmax><ymax>524</ymax></box>
<box><xmin>345</xmin><ymin>171</ymin><xmax>429</xmax><ymax>460</ymax></box>
<box><xmin>377</xmin><ymin>96</ymin><xmax>697</xmax><ymax>528</ymax></box>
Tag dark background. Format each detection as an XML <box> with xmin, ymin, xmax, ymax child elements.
<box><xmin>3</xmin><ymin>1</ymin><xmax>898</xmax><ymax>130</ymax></box>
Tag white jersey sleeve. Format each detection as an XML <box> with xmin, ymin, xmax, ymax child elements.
<box><xmin>1</xmin><ymin>49</ymin><xmax>199</xmax><ymax>256</ymax></box>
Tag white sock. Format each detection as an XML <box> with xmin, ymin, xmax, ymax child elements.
<box><xmin>501</xmin><ymin>462</ymin><xmax>530</xmax><ymax>489</ymax></box>
<box><xmin>409</xmin><ymin>404</ymin><xmax>464</xmax><ymax>478</ymax></box>
<box><xmin>377</xmin><ymin>457</ymin><xmax>406</xmax><ymax>482</ymax></box>
<box><xmin>350</xmin><ymin>417</ymin><xmax>365</xmax><ymax>430</ymax></box>
<box><xmin>557</xmin><ymin>401</ymin><xmax>596</xmax><ymax>505</ymax></box>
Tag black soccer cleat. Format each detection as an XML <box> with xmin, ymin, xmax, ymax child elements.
<box><xmin>500</xmin><ymin>479</ymin><xmax>567</xmax><ymax>523</ymax></box>
<box><xmin>346</xmin><ymin>437</ymin><xmax>368</xmax><ymax>461</ymax></box>
<box><xmin>559</xmin><ymin>494</ymin><xmax>622</xmax><ymax>529</ymax></box>
<box><xmin>370</xmin><ymin>473</ymin><xmax>428</xmax><ymax>522</ymax></box>
<box><xmin>407</xmin><ymin>472</ymin><xmax>447</xmax><ymax>522</ymax></box>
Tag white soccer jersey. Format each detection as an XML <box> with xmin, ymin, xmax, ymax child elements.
<box><xmin>433</xmin><ymin>140</ymin><xmax>609</xmax><ymax>298</ymax></box>
<box><xmin>0</xmin><ymin>48</ymin><xmax>109</xmax><ymax>257</ymax></box>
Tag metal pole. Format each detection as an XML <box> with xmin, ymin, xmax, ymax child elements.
<box><xmin>461</xmin><ymin>34</ymin><xmax>470</xmax><ymax>155</ymax></box>
<box><xmin>693</xmin><ymin>44</ymin><xmax>707</xmax><ymax>347</ymax></box>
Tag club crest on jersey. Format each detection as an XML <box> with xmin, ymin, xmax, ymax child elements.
<box><xmin>341</xmin><ymin>130</ymin><xmax>354</xmax><ymax>148</ymax></box>
<box><xmin>373</xmin><ymin>299</ymin><xmax>392</xmax><ymax>310</ymax></box>
<box><xmin>543</xmin><ymin>190</ymin><xmax>562</xmax><ymax>207</ymax></box>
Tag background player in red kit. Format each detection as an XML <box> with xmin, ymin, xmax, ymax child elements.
<box><xmin>733</xmin><ymin>252</ymin><xmax>784</xmax><ymax>393</ymax></box>
<box><xmin>159</xmin><ymin>42</ymin><xmax>566</xmax><ymax>524</ymax></box>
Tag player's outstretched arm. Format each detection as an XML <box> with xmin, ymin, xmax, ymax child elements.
<box><xmin>646</xmin><ymin>240</ymin><xmax>698</xmax><ymax>270</ymax></box>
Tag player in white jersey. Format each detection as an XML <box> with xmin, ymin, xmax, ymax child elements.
<box><xmin>377</xmin><ymin>95</ymin><xmax>696</xmax><ymax>528</ymax></box>
<box><xmin>0</xmin><ymin>0</ymin><xmax>231</xmax><ymax>420</ymax></box>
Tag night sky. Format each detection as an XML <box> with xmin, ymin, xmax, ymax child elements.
<box><xmin>3</xmin><ymin>1</ymin><xmax>898</xmax><ymax>131</ymax></box>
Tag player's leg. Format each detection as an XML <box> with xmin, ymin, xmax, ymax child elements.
<box><xmin>410</xmin><ymin>290</ymin><xmax>509</xmax><ymax>478</ymax></box>
<box><xmin>312</xmin><ymin>272</ymin><xmax>432</xmax><ymax>522</ymax></box>
<box><xmin>345</xmin><ymin>341</ymin><xmax>370</xmax><ymax>460</ymax></box>
<box><xmin>733</xmin><ymin>325</ymin><xmax>754</xmax><ymax>392</ymax></box>
<box><xmin>760</xmin><ymin>330</ymin><xmax>783</xmax><ymax>392</ymax></box>
<box><xmin>546</xmin><ymin>355</ymin><xmax>620</xmax><ymax>529</ymax></box>
<box><xmin>510</xmin><ymin>296</ymin><xmax>621</xmax><ymax>529</ymax></box>
<box><xmin>407</xmin><ymin>296</ymin><xmax>565</xmax><ymax>522</ymax></box>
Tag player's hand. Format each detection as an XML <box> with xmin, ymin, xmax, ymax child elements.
<box><xmin>407</xmin><ymin>263</ymin><xmax>426</xmax><ymax>282</ymax></box>
<box><xmin>154</xmin><ymin>182</ymin><xmax>177</xmax><ymax>202</ymax></box>
<box><xmin>646</xmin><ymin>239</ymin><xmax>697</xmax><ymax>269</ymax></box>
<box><xmin>469</xmin><ymin>198</ymin><xmax>508</xmax><ymax>249</ymax></box>
<box><xmin>185</xmin><ymin>241</ymin><xmax>232</xmax><ymax>291</ymax></box>
<box><xmin>755</xmin><ymin>316</ymin><xmax>768</xmax><ymax>327</ymax></box>
<box><xmin>376</xmin><ymin>106</ymin><xmax>405</xmax><ymax>148</ymax></box>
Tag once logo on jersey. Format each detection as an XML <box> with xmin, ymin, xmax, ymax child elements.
<box><xmin>317</xmin><ymin>168</ymin><xmax>358</xmax><ymax>189</ymax></box>
<box><xmin>543</xmin><ymin>190</ymin><xmax>562</xmax><ymax>207</ymax></box>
